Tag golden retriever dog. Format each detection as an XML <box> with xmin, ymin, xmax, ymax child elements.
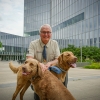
<box><xmin>50</xmin><ymin>51</ymin><xmax>77</xmax><ymax>82</ymax></box>
<box><xmin>9</xmin><ymin>58</ymin><xmax>76</xmax><ymax>100</ymax></box>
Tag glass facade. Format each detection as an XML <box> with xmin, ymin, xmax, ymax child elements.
<box><xmin>0</xmin><ymin>32</ymin><xmax>26</xmax><ymax>61</ymax></box>
<box><xmin>24</xmin><ymin>0</ymin><xmax>51</xmax><ymax>36</ymax></box>
<box><xmin>52</xmin><ymin>12</ymin><xmax>84</xmax><ymax>32</ymax></box>
<box><xmin>24</xmin><ymin>0</ymin><xmax>100</xmax><ymax>49</ymax></box>
<box><xmin>1</xmin><ymin>0</ymin><xmax>100</xmax><ymax>60</ymax></box>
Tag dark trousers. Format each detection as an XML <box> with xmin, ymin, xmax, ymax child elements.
<box><xmin>34</xmin><ymin>73</ymin><xmax>68</xmax><ymax>100</ymax></box>
<box><xmin>34</xmin><ymin>92</ymin><xmax>40</xmax><ymax>100</ymax></box>
<box><xmin>63</xmin><ymin>72</ymin><xmax>68</xmax><ymax>88</ymax></box>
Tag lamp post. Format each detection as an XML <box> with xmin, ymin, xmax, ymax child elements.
<box><xmin>80</xmin><ymin>40</ymin><xmax>82</xmax><ymax>62</ymax></box>
<box><xmin>60</xmin><ymin>45</ymin><xmax>62</xmax><ymax>53</ymax></box>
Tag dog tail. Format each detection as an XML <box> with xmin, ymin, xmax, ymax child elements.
<box><xmin>9</xmin><ymin>62</ymin><xmax>19</xmax><ymax>73</ymax></box>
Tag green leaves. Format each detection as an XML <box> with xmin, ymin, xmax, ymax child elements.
<box><xmin>62</xmin><ymin>45</ymin><xmax>100</xmax><ymax>62</ymax></box>
<box><xmin>84</xmin><ymin>63</ymin><xmax>100</xmax><ymax>69</ymax></box>
<box><xmin>0</xmin><ymin>41</ymin><xmax>2</xmax><ymax>48</ymax></box>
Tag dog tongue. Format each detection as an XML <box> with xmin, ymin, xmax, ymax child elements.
<box><xmin>22</xmin><ymin>72</ymin><xmax>27</xmax><ymax>75</ymax></box>
<box><xmin>71</xmin><ymin>63</ymin><xmax>76</xmax><ymax>68</ymax></box>
<box><xmin>22</xmin><ymin>72</ymin><xmax>31</xmax><ymax>75</ymax></box>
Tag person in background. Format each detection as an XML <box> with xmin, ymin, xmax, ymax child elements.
<box><xmin>26</xmin><ymin>24</ymin><xmax>68</xmax><ymax>100</ymax></box>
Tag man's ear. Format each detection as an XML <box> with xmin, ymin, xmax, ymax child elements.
<box><xmin>58</xmin><ymin>53</ymin><xmax>63</xmax><ymax>65</ymax></box>
<box><xmin>37</xmin><ymin>63</ymin><xmax>43</xmax><ymax>77</ymax></box>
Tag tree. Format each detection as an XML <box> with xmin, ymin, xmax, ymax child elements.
<box><xmin>62</xmin><ymin>45</ymin><xmax>100</xmax><ymax>62</ymax></box>
<box><xmin>0</xmin><ymin>41</ymin><xmax>2</xmax><ymax>48</ymax></box>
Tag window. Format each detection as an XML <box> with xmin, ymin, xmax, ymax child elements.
<box><xmin>52</xmin><ymin>12</ymin><xmax>84</xmax><ymax>32</ymax></box>
<box><xmin>98</xmin><ymin>1</ymin><xmax>100</xmax><ymax>15</ymax></box>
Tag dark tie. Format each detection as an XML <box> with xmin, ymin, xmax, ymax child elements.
<box><xmin>42</xmin><ymin>45</ymin><xmax>47</xmax><ymax>61</ymax></box>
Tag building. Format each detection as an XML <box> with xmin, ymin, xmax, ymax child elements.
<box><xmin>0</xmin><ymin>0</ymin><xmax>100</xmax><ymax>60</ymax></box>
<box><xmin>0</xmin><ymin>32</ymin><xmax>25</xmax><ymax>61</ymax></box>
<box><xmin>24</xmin><ymin>0</ymin><xmax>100</xmax><ymax>49</ymax></box>
<box><xmin>0</xmin><ymin>31</ymin><xmax>41</xmax><ymax>61</ymax></box>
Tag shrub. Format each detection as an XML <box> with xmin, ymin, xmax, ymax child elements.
<box><xmin>83</xmin><ymin>62</ymin><xmax>100</xmax><ymax>69</ymax></box>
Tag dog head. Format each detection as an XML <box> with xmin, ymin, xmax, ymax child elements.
<box><xmin>58</xmin><ymin>51</ymin><xmax>77</xmax><ymax>71</ymax></box>
<box><xmin>22</xmin><ymin>58</ymin><xmax>42</xmax><ymax>78</ymax></box>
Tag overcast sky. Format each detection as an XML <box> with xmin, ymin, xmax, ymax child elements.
<box><xmin>0</xmin><ymin>0</ymin><xmax>24</xmax><ymax>36</ymax></box>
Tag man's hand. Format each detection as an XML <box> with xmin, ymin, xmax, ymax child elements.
<box><xmin>39</xmin><ymin>63</ymin><xmax>47</xmax><ymax>72</ymax></box>
<box><xmin>45</xmin><ymin>59</ymin><xmax>58</xmax><ymax>69</ymax></box>
<box><xmin>45</xmin><ymin>62</ymin><xmax>52</xmax><ymax>69</ymax></box>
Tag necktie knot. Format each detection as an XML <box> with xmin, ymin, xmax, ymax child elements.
<box><xmin>42</xmin><ymin>45</ymin><xmax>46</xmax><ymax>62</ymax></box>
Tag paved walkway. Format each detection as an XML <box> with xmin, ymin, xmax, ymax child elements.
<box><xmin>68</xmin><ymin>67</ymin><xmax>100</xmax><ymax>100</ymax></box>
<box><xmin>0</xmin><ymin>61</ymin><xmax>100</xmax><ymax>100</ymax></box>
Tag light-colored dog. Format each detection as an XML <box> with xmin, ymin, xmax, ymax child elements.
<box><xmin>9</xmin><ymin>58</ymin><xmax>76</xmax><ymax>100</ymax></box>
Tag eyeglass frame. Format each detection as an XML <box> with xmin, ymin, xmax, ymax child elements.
<box><xmin>40</xmin><ymin>31</ymin><xmax>52</xmax><ymax>34</ymax></box>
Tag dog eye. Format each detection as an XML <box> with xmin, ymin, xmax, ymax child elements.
<box><xmin>24</xmin><ymin>61</ymin><xmax>26</xmax><ymax>64</ymax></box>
<box><xmin>30</xmin><ymin>63</ymin><xmax>34</xmax><ymax>66</ymax></box>
<box><xmin>66</xmin><ymin>54</ymin><xmax>70</xmax><ymax>56</ymax></box>
<box><xmin>24</xmin><ymin>61</ymin><xmax>27</xmax><ymax>64</ymax></box>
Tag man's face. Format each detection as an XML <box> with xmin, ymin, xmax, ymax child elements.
<box><xmin>40</xmin><ymin>26</ymin><xmax>52</xmax><ymax>44</ymax></box>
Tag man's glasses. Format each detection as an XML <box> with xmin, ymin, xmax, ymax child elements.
<box><xmin>41</xmin><ymin>31</ymin><xmax>51</xmax><ymax>34</ymax></box>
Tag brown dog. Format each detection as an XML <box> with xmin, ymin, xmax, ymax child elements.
<box><xmin>9</xmin><ymin>51</ymin><xmax>77</xmax><ymax>100</ymax></box>
<box><xmin>9</xmin><ymin>59</ymin><xmax>43</xmax><ymax>100</ymax></box>
<box><xmin>9</xmin><ymin>58</ymin><xmax>76</xmax><ymax>100</ymax></box>
<box><xmin>51</xmin><ymin>51</ymin><xmax>77</xmax><ymax>82</ymax></box>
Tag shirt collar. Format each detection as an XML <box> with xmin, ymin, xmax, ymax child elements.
<box><xmin>39</xmin><ymin>38</ymin><xmax>51</xmax><ymax>48</ymax></box>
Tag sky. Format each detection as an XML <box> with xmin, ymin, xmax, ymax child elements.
<box><xmin>0</xmin><ymin>0</ymin><xmax>24</xmax><ymax>36</ymax></box>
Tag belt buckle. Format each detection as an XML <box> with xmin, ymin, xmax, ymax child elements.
<box><xmin>43</xmin><ymin>59</ymin><xmax>46</xmax><ymax>62</ymax></box>
<box><xmin>43</xmin><ymin>59</ymin><xmax>47</xmax><ymax>64</ymax></box>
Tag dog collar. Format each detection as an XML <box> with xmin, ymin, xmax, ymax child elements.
<box><xmin>31</xmin><ymin>74</ymin><xmax>38</xmax><ymax>81</ymax></box>
<box><xmin>48</xmin><ymin>66</ymin><xmax>67</xmax><ymax>74</ymax></box>
<box><xmin>58</xmin><ymin>67</ymin><xmax>67</xmax><ymax>73</ymax></box>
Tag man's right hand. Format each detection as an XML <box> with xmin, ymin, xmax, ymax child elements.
<box><xmin>39</xmin><ymin>63</ymin><xmax>47</xmax><ymax>72</ymax></box>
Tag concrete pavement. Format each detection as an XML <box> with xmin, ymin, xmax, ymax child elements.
<box><xmin>68</xmin><ymin>67</ymin><xmax>100</xmax><ymax>100</ymax></box>
<box><xmin>0</xmin><ymin>61</ymin><xmax>100</xmax><ymax>100</ymax></box>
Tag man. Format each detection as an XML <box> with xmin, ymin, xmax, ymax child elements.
<box><xmin>26</xmin><ymin>24</ymin><xmax>68</xmax><ymax>100</ymax></box>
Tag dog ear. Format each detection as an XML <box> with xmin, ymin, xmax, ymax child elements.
<box><xmin>58</xmin><ymin>53</ymin><xmax>63</xmax><ymax>65</ymax></box>
<box><xmin>37</xmin><ymin>63</ymin><xmax>43</xmax><ymax>77</ymax></box>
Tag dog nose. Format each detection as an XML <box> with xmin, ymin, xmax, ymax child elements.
<box><xmin>22</xmin><ymin>67</ymin><xmax>26</xmax><ymax>70</ymax></box>
<box><xmin>74</xmin><ymin>57</ymin><xmax>77</xmax><ymax>61</ymax></box>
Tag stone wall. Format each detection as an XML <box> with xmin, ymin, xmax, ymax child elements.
<box><xmin>76</xmin><ymin>62</ymin><xmax>91</xmax><ymax>67</ymax></box>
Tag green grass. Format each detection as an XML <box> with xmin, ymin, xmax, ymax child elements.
<box><xmin>83</xmin><ymin>62</ymin><xmax>100</xmax><ymax>69</ymax></box>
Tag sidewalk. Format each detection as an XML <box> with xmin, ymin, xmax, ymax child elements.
<box><xmin>0</xmin><ymin>61</ymin><xmax>100</xmax><ymax>100</ymax></box>
<box><xmin>68</xmin><ymin>67</ymin><xmax>100</xmax><ymax>100</ymax></box>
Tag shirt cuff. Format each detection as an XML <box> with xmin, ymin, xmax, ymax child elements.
<box><xmin>26</xmin><ymin>54</ymin><xmax>34</xmax><ymax>57</ymax></box>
